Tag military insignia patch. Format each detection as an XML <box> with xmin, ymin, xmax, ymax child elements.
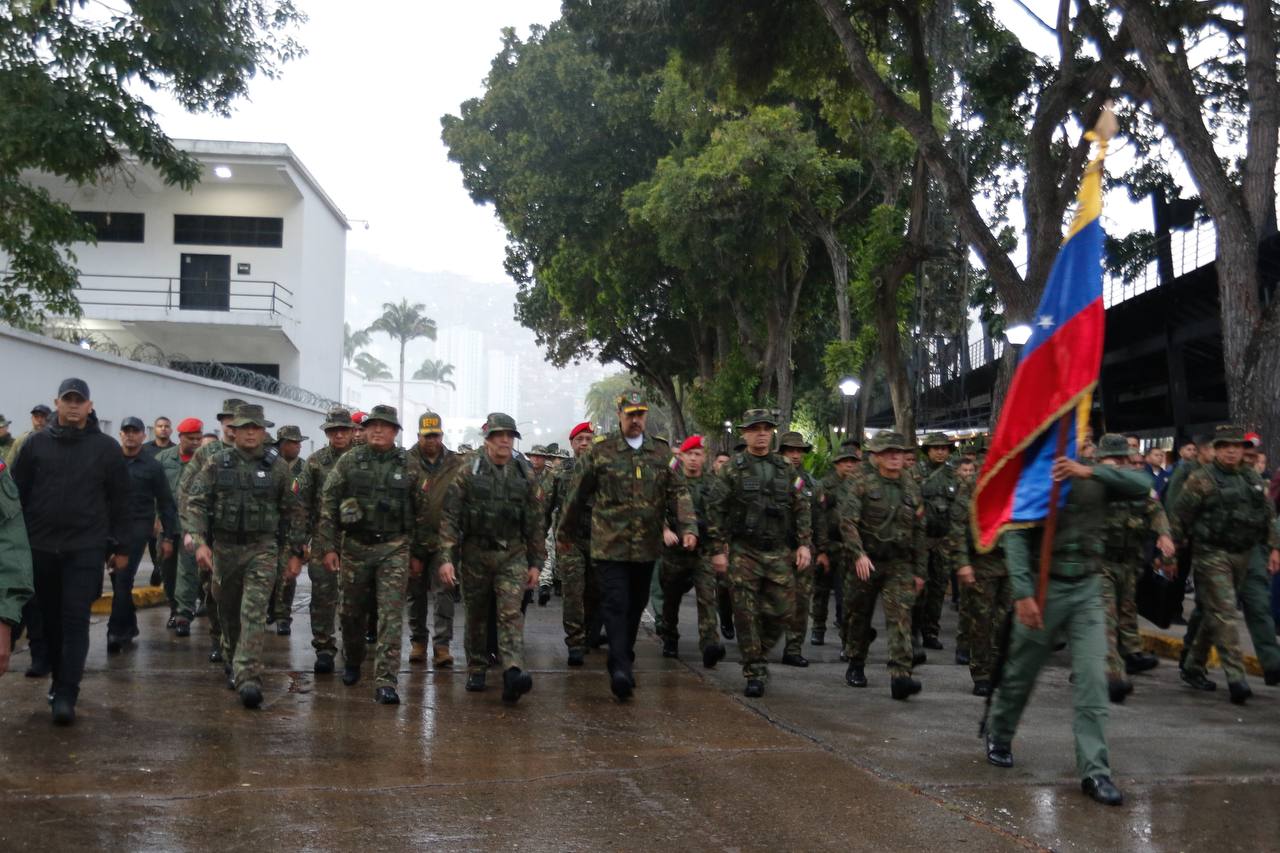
<box><xmin>793</xmin><ymin>476</ymin><xmax>805</xmax><ymax>493</ymax></box>
<box><xmin>668</xmin><ymin>456</ymin><xmax>680</xmax><ymax>473</ymax></box>
<box><xmin>255</xmin><ymin>470</ymin><xmax>267</xmax><ymax>479</ymax></box>
<box><xmin>291</xmin><ymin>479</ymin><xmax>300</xmax><ymax>496</ymax></box>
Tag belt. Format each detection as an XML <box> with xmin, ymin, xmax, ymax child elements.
<box><xmin>345</xmin><ymin>530</ymin><xmax>406</xmax><ymax>545</ymax></box>
<box><xmin>1048</xmin><ymin>573</ymin><xmax>1090</xmax><ymax>583</ymax></box>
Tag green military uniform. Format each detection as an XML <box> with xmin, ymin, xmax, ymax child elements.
<box><xmin>779</xmin><ymin>432</ymin><xmax>827</xmax><ymax>663</ymax></box>
<box><xmin>294</xmin><ymin>407</ymin><xmax>354</xmax><ymax>671</ymax></box>
<box><xmin>987</xmin><ymin>461</ymin><xmax>1151</xmax><ymax>789</ymax></box>
<box><xmin>313</xmin><ymin>406</ymin><xmax>429</xmax><ymax>700</ymax></box>
<box><xmin>1172</xmin><ymin>425</ymin><xmax>1278</xmax><ymax>701</ymax></box>
<box><xmin>405</xmin><ymin>412</ymin><xmax>462</xmax><ymax>665</ymax></box>
<box><xmin>659</xmin><ymin>460</ymin><xmax>723</xmax><ymax>667</ymax></box>
<box><xmin>811</xmin><ymin>441</ymin><xmax>862</xmax><ymax>647</ymax></box>
<box><xmin>183</xmin><ymin>405</ymin><xmax>305</xmax><ymax>701</ymax></box>
<box><xmin>0</xmin><ymin>458</ymin><xmax>34</xmax><ymax>653</ymax></box>
<box><xmin>963</xmin><ymin>541</ymin><xmax>1009</xmax><ymax>692</ymax></box>
<box><xmin>439</xmin><ymin>413</ymin><xmax>545</xmax><ymax>698</ymax></box>
<box><xmin>837</xmin><ymin>432</ymin><xmax>926</xmax><ymax>698</ymax></box>
<box><xmin>548</xmin><ymin>453</ymin><xmax>600</xmax><ymax>661</ymax></box>
<box><xmin>913</xmin><ymin>434</ymin><xmax>964</xmax><ymax>652</ymax></box>
<box><xmin>156</xmin><ymin>443</ymin><xmax>200</xmax><ymax>635</ymax></box>
<box><xmin>268</xmin><ymin>424</ymin><xmax>308</xmax><ymax>634</ymax></box>
<box><xmin>706</xmin><ymin>411</ymin><xmax>812</xmax><ymax>694</ymax></box>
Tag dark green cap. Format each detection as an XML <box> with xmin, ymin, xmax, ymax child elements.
<box><xmin>739</xmin><ymin>408</ymin><xmax>778</xmax><ymax>429</ymax></box>
<box><xmin>363</xmin><ymin>405</ymin><xmax>402</xmax><ymax>430</ymax></box>
<box><xmin>777</xmin><ymin>431</ymin><xmax>812</xmax><ymax>451</ymax></box>
<box><xmin>1212</xmin><ymin>425</ymin><xmax>1248</xmax><ymax>446</ymax></box>
<box><xmin>528</xmin><ymin>444</ymin><xmax>550</xmax><ymax>457</ymax></box>
<box><xmin>418</xmin><ymin>411</ymin><xmax>444</xmax><ymax>435</ymax></box>
<box><xmin>483</xmin><ymin>412</ymin><xmax>520</xmax><ymax>438</ymax></box>
<box><xmin>616</xmin><ymin>390</ymin><xmax>648</xmax><ymax>413</ymax></box>
<box><xmin>867</xmin><ymin>432</ymin><xmax>911</xmax><ymax>452</ymax></box>
<box><xmin>219</xmin><ymin>398</ymin><xmax>249</xmax><ymax>419</ymax></box>
<box><xmin>921</xmin><ymin>433</ymin><xmax>955</xmax><ymax>448</ymax></box>
<box><xmin>1096</xmin><ymin>433</ymin><xmax>1131</xmax><ymax>459</ymax></box>
<box><xmin>833</xmin><ymin>446</ymin><xmax>861</xmax><ymax>463</ymax></box>
<box><xmin>276</xmin><ymin>425</ymin><xmax>307</xmax><ymax>443</ymax></box>
<box><xmin>229</xmin><ymin>404</ymin><xmax>273</xmax><ymax>429</ymax></box>
<box><xmin>321</xmin><ymin>406</ymin><xmax>353</xmax><ymax>431</ymax></box>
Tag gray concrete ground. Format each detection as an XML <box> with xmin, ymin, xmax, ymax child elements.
<box><xmin>1</xmin><ymin>575</ymin><xmax>1277</xmax><ymax>852</ymax></box>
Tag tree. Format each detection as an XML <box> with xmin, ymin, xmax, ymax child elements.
<box><xmin>413</xmin><ymin>358</ymin><xmax>457</xmax><ymax>389</ymax></box>
<box><xmin>343</xmin><ymin>322</ymin><xmax>371</xmax><ymax>366</ymax></box>
<box><xmin>352</xmin><ymin>352</ymin><xmax>392</xmax><ymax>381</ymax></box>
<box><xmin>367</xmin><ymin>299</ymin><xmax>438</xmax><ymax>419</ymax></box>
<box><xmin>0</xmin><ymin>1</ymin><xmax>304</xmax><ymax>326</ymax></box>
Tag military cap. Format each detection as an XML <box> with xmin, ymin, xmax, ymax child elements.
<box><xmin>57</xmin><ymin>377</ymin><xmax>90</xmax><ymax>400</ymax></box>
<box><xmin>219</xmin><ymin>397</ymin><xmax>249</xmax><ymax>419</ymax></box>
<box><xmin>352</xmin><ymin>411</ymin><xmax>367</xmax><ymax>425</ymax></box>
<box><xmin>833</xmin><ymin>445</ymin><xmax>861</xmax><ymax>463</ymax></box>
<box><xmin>363</xmin><ymin>405</ymin><xmax>401</xmax><ymax>429</ymax></box>
<box><xmin>545</xmin><ymin>442</ymin><xmax>561</xmax><ymax>456</ymax></box>
<box><xmin>229</xmin><ymin>403</ymin><xmax>273</xmax><ymax>429</ymax></box>
<box><xmin>1095</xmin><ymin>433</ymin><xmax>1131</xmax><ymax>459</ymax></box>
<box><xmin>0</xmin><ymin>415</ymin><xmax>8</xmax><ymax>428</ymax></box>
<box><xmin>458</xmin><ymin>443</ymin><xmax>474</xmax><ymax>453</ymax></box>
<box><xmin>777</xmin><ymin>431</ymin><xmax>812</xmax><ymax>451</ymax></box>
<box><xmin>739</xmin><ymin>408</ymin><xmax>778</xmax><ymax>429</ymax></box>
<box><xmin>867</xmin><ymin>431</ymin><xmax>911</xmax><ymax>452</ymax></box>
<box><xmin>30</xmin><ymin>404</ymin><xmax>51</xmax><ymax>417</ymax></box>
<box><xmin>921</xmin><ymin>433</ymin><xmax>955</xmax><ymax>448</ymax></box>
<box><xmin>616</xmin><ymin>389</ymin><xmax>648</xmax><ymax>413</ymax></box>
<box><xmin>1212</xmin><ymin>425</ymin><xmax>1249</xmax><ymax>447</ymax></box>
<box><xmin>483</xmin><ymin>412</ymin><xmax>521</xmax><ymax>438</ymax></box>
<box><xmin>569</xmin><ymin>421</ymin><xmax>593</xmax><ymax>440</ymax></box>
<box><xmin>176</xmin><ymin>417</ymin><xmax>203</xmax><ymax>435</ymax></box>
<box><xmin>528</xmin><ymin>444</ymin><xmax>550</xmax><ymax>457</ymax></box>
<box><xmin>418</xmin><ymin>410</ymin><xmax>444</xmax><ymax>436</ymax></box>
<box><xmin>321</xmin><ymin>406</ymin><xmax>353</xmax><ymax>431</ymax></box>
<box><xmin>276</xmin><ymin>425</ymin><xmax>308</xmax><ymax>443</ymax></box>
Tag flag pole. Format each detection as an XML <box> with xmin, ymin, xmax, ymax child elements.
<box><xmin>1035</xmin><ymin>413</ymin><xmax>1072</xmax><ymax>611</ymax></box>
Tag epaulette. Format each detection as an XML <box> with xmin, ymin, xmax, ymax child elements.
<box><xmin>261</xmin><ymin>445</ymin><xmax>280</xmax><ymax>470</ymax></box>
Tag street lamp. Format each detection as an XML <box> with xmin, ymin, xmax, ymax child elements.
<box><xmin>1004</xmin><ymin>324</ymin><xmax>1033</xmax><ymax>347</ymax></box>
<box><xmin>839</xmin><ymin>376</ymin><xmax>861</xmax><ymax>435</ymax></box>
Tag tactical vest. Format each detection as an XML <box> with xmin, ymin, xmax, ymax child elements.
<box><xmin>1192</xmin><ymin>465</ymin><xmax>1270</xmax><ymax>549</ymax></box>
<box><xmin>212</xmin><ymin>447</ymin><xmax>281</xmax><ymax>536</ymax></box>
<box><xmin>730</xmin><ymin>453</ymin><xmax>792</xmax><ymax>549</ymax></box>
<box><xmin>346</xmin><ymin>447</ymin><xmax>412</xmax><ymax>535</ymax></box>
<box><xmin>857</xmin><ymin>475</ymin><xmax>919</xmax><ymax>559</ymax></box>
<box><xmin>920</xmin><ymin>464</ymin><xmax>959</xmax><ymax>538</ymax></box>
<box><xmin>1102</xmin><ymin>497</ymin><xmax>1150</xmax><ymax>562</ymax></box>
<box><xmin>462</xmin><ymin>455</ymin><xmax>530</xmax><ymax>541</ymax></box>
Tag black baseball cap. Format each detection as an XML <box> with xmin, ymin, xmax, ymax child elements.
<box><xmin>120</xmin><ymin>416</ymin><xmax>145</xmax><ymax>431</ymax></box>
<box><xmin>57</xmin><ymin>377</ymin><xmax>90</xmax><ymax>399</ymax></box>
<box><xmin>30</xmin><ymin>404</ymin><xmax>51</xmax><ymax>416</ymax></box>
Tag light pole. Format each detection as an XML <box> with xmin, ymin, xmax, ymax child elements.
<box><xmin>839</xmin><ymin>376</ymin><xmax>861</xmax><ymax>437</ymax></box>
<box><xmin>1004</xmin><ymin>323</ymin><xmax>1033</xmax><ymax>350</ymax></box>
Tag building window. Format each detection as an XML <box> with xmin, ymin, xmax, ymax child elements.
<box><xmin>74</xmin><ymin>211</ymin><xmax>145</xmax><ymax>243</ymax></box>
<box><xmin>173</xmin><ymin>215</ymin><xmax>284</xmax><ymax>248</ymax></box>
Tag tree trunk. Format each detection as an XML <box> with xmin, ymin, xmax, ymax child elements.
<box><xmin>814</xmin><ymin>218</ymin><xmax>852</xmax><ymax>341</ymax></box>
<box><xmin>652</xmin><ymin>373</ymin><xmax>689</xmax><ymax>440</ymax></box>
<box><xmin>397</xmin><ymin>339</ymin><xmax>406</xmax><ymax>437</ymax></box>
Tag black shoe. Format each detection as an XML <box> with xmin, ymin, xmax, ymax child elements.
<box><xmin>365</xmin><ymin>630</ymin><xmax>376</xmax><ymax>644</ymax></box>
<box><xmin>890</xmin><ymin>676</ymin><xmax>922</xmax><ymax>701</ymax></box>
<box><xmin>721</xmin><ymin>622</ymin><xmax>735</xmax><ymax>640</ymax></box>
<box><xmin>702</xmin><ymin>643</ymin><xmax>726</xmax><ymax>669</ymax></box>
<box><xmin>986</xmin><ymin>736</ymin><xmax>1013</xmax><ymax>768</ymax></box>
<box><xmin>912</xmin><ymin>650</ymin><xmax>927</xmax><ymax>667</ymax></box>
<box><xmin>25</xmin><ymin>661</ymin><xmax>50</xmax><ymax>678</ymax></box>
<box><xmin>314</xmin><ymin>653</ymin><xmax>335</xmax><ymax>674</ymax></box>
<box><xmin>922</xmin><ymin>635</ymin><xmax>944</xmax><ymax>650</ymax></box>
<box><xmin>341</xmin><ymin>666</ymin><xmax>361</xmax><ymax>687</ymax></box>
<box><xmin>239</xmin><ymin>685</ymin><xmax>263</xmax><ymax>709</ymax></box>
<box><xmin>538</xmin><ymin>587</ymin><xmax>551</xmax><ymax>607</ymax></box>
<box><xmin>1228</xmin><ymin>681</ymin><xmax>1252</xmax><ymax>705</ymax></box>
<box><xmin>174</xmin><ymin>619</ymin><xmax>191</xmax><ymax>638</ymax></box>
<box><xmin>106</xmin><ymin>635</ymin><xmax>123</xmax><ymax>654</ymax></box>
<box><xmin>1108</xmin><ymin>678</ymin><xmax>1133</xmax><ymax>704</ymax></box>
<box><xmin>810</xmin><ymin>630</ymin><xmax>825</xmax><ymax>646</ymax></box>
<box><xmin>266</xmin><ymin>612</ymin><xmax>276</xmax><ymax>626</ymax></box>
<box><xmin>845</xmin><ymin>664</ymin><xmax>867</xmax><ymax>688</ymax></box>
<box><xmin>209</xmin><ymin>646</ymin><xmax>223</xmax><ymax>664</ymax></box>
<box><xmin>487</xmin><ymin>652</ymin><xmax>500</xmax><ymax>668</ymax></box>
<box><xmin>1265</xmin><ymin>669</ymin><xmax>1280</xmax><ymax>686</ymax></box>
<box><xmin>277</xmin><ymin>623</ymin><xmax>291</xmax><ymax>637</ymax></box>
<box><xmin>610</xmin><ymin>669</ymin><xmax>634</xmax><ymax>701</ymax></box>
<box><xmin>502</xmin><ymin>667</ymin><xmax>533</xmax><ymax>704</ymax></box>
<box><xmin>1124</xmin><ymin>652</ymin><xmax>1158</xmax><ymax>674</ymax></box>
<box><xmin>955</xmin><ymin>648</ymin><xmax>971</xmax><ymax>666</ymax></box>
<box><xmin>1081</xmin><ymin>775</ymin><xmax>1123</xmax><ymax>806</ymax></box>
<box><xmin>374</xmin><ymin>686</ymin><xmax>400</xmax><ymax>705</ymax></box>
<box><xmin>662</xmin><ymin>637</ymin><xmax>679</xmax><ymax>658</ymax></box>
<box><xmin>567</xmin><ymin>649</ymin><xmax>586</xmax><ymax>667</ymax></box>
<box><xmin>465</xmin><ymin>672</ymin><xmax>486</xmax><ymax>692</ymax></box>
<box><xmin>51</xmin><ymin>695</ymin><xmax>76</xmax><ymax>726</ymax></box>
<box><xmin>839</xmin><ymin>651</ymin><xmax>849</xmax><ymax>662</ymax></box>
<box><xmin>166</xmin><ymin>614</ymin><xmax>177</xmax><ymax>630</ymax></box>
<box><xmin>195</xmin><ymin>600</ymin><xmax>207</xmax><ymax>617</ymax></box>
<box><xmin>1180</xmin><ymin>669</ymin><xmax>1217</xmax><ymax>691</ymax></box>
<box><xmin>972</xmin><ymin>680</ymin><xmax>992</xmax><ymax>697</ymax></box>
<box><xmin>225</xmin><ymin>673</ymin><xmax>236</xmax><ymax>691</ymax></box>
<box><xmin>743</xmin><ymin>679</ymin><xmax>765</xmax><ymax>698</ymax></box>
<box><xmin>781</xmin><ymin>653</ymin><xmax>809</xmax><ymax>668</ymax></box>
<box><xmin>867</xmin><ymin>628</ymin><xmax>877</xmax><ymax>645</ymax></box>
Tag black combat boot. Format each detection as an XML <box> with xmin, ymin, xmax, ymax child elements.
<box><xmin>1124</xmin><ymin>652</ymin><xmax>1158</xmax><ymax>674</ymax></box>
<box><xmin>341</xmin><ymin>666</ymin><xmax>361</xmax><ymax>687</ymax></box>
<box><xmin>174</xmin><ymin>617</ymin><xmax>191</xmax><ymax>638</ymax></box>
<box><xmin>662</xmin><ymin>636</ymin><xmax>679</xmax><ymax>658</ymax></box>
<box><xmin>972</xmin><ymin>680</ymin><xmax>992</xmax><ymax>697</ymax></box>
<box><xmin>537</xmin><ymin>586</ymin><xmax>552</xmax><ymax>606</ymax></box>
<box><xmin>374</xmin><ymin>686</ymin><xmax>400</xmax><ymax>705</ymax></box>
<box><xmin>239</xmin><ymin>684</ymin><xmax>263</xmax><ymax>709</ymax></box>
<box><xmin>1108</xmin><ymin>678</ymin><xmax>1133</xmax><ymax>704</ymax></box>
<box><xmin>922</xmin><ymin>634</ymin><xmax>944</xmax><ymax>650</ymax></box>
<box><xmin>276</xmin><ymin>622</ymin><xmax>291</xmax><ymax>637</ymax></box>
<box><xmin>985</xmin><ymin>736</ymin><xmax>1013</xmax><ymax>768</ymax></box>
<box><xmin>743</xmin><ymin>679</ymin><xmax>765</xmax><ymax>698</ymax></box>
<box><xmin>502</xmin><ymin>667</ymin><xmax>533</xmax><ymax>704</ymax></box>
<box><xmin>890</xmin><ymin>675</ymin><xmax>922</xmax><ymax>700</ymax></box>
<box><xmin>209</xmin><ymin>643</ymin><xmax>223</xmax><ymax>664</ymax></box>
<box><xmin>610</xmin><ymin>669</ymin><xmax>633</xmax><ymax>701</ymax></box>
<box><xmin>465</xmin><ymin>672</ymin><xmax>486</xmax><ymax>692</ymax></box>
<box><xmin>845</xmin><ymin>663</ymin><xmax>867</xmax><ymax>688</ymax></box>
<box><xmin>1081</xmin><ymin>775</ymin><xmax>1123</xmax><ymax>806</ymax></box>
<box><xmin>224</xmin><ymin>665</ymin><xmax>235</xmax><ymax>691</ymax></box>
<box><xmin>567</xmin><ymin>649</ymin><xmax>585</xmax><ymax>667</ymax></box>
<box><xmin>702</xmin><ymin>643</ymin><xmax>726</xmax><ymax>669</ymax></box>
<box><xmin>313</xmin><ymin>653</ymin><xmax>335</xmax><ymax>674</ymax></box>
<box><xmin>1228</xmin><ymin>681</ymin><xmax>1252</xmax><ymax>705</ymax></box>
<box><xmin>1265</xmin><ymin>669</ymin><xmax>1280</xmax><ymax>686</ymax></box>
<box><xmin>1180</xmin><ymin>669</ymin><xmax>1217</xmax><ymax>691</ymax></box>
<box><xmin>954</xmin><ymin>647</ymin><xmax>970</xmax><ymax>666</ymax></box>
<box><xmin>51</xmin><ymin>694</ymin><xmax>76</xmax><ymax>726</ymax></box>
<box><xmin>781</xmin><ymin>653</ymin><xmax>809</xmax><ymax>667</ymax></box>
<box><xmin>810</xmin><ymin>629</ymin><xmax>825</xmax><ymax>646</ymax></box>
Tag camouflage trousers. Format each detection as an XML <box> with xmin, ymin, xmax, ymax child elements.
<box><xmin>407</xmin><ymin>551</ymin><xmax>454</xmax><ymax>647</ymax></box>
<box><xmin>659</xmin><ymin>549</ymin><xmax>719</xmax><ymax>652</ymax></box>
<box><xmin>842</xmin><ymin>559</ymin><xmax>917</xmax><ymax>678</ymax></box>
<box><xmin>911</xmin><ymin>542</ymin><xmax>950</xmax><ymax>641</ymax></box>
<box><xmin>211</xmin><ymin>537</ymin><xmax>277</xmax><ymax>689</ymax></box>
<box><xmin>784</xmin><ymin>555</ymin><xmax>815</xmax><ymax>656</ymax></box>
<box><xmin>269</xmin><ymin>548</ymin><xmax>297</xmax><ymax>626</ymax></box>
<box><xmin>811</xmin><ymin>549</ymin><xmax>846</xmax><ymax>641</ymax></box>
<box><xmin>174</xmin><ymin>545</ymin><xmax>220</xmax><ymax>640</ymax></box>
<box><xmin>1184</xmin><ymin>545</ymin><xmax>1280</xmax><ymax>674</ymax></box>
<box><xmin>961</xmin><ymin>555</ymin><xmax>1010</xmax><ymax>683</ymax></box>
<box><xmin>338</xmin><ymin>535</ymin><xmax>410</xmax><ymax>687</ymax></box>
<box><xmin>728</xmin><ymin>543</ymin><xmax>795</xmax><ymax>681</ymax></box>
<box><xmin>1184</xmin><ymin>547</ymin><xmax>1251</xmax><ymax>683</ymax></box>
<box><xmin>1099</xmin><ymin>558</ymin><xmax>1141</xmax><ymax>679</ymax></box>
<box><xmin>460</xmin><ymin>543</ymin><xmax>529</xmax><ymax>675</ymax></box>
<box><xmin>308</xmin><ymin>560</ymin><xmax>339</xmax><ymax>655</ymax></box>
<box><xmin>560</xmin><ymin>541</ymin><xmax>600</xmax><ymax>653</ymax></box>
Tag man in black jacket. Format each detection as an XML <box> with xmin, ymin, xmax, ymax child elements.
<box><xmin>11</xmin><ymin>378</ymin><xmax>129</xmax><ymax>725</ymax></box>
<box><xmin>108</xmin><ymin>417</ymin><xmax>177</xmax><ymax>653</ymax></box>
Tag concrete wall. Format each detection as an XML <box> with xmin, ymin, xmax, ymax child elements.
<box><xmin>0</xmin><ymin>325</ymin><xmax>326</xmax><ymax>455</ymax></box>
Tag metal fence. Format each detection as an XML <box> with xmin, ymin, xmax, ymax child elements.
<box><xmin>17</xmin><ymin>272</ymin><xmax>295</xmax><ymax>319</ymax></box>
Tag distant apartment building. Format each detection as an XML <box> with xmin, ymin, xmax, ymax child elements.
<box><xmin>486</xmin><ymin>349</ymin><xmax>520</xmax><ymax>414</ymax></box>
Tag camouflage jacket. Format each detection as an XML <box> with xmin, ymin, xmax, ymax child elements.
<box><xmin>559</xmin><ymin>432</ymin><xmax>695</xmax><ymax>562</ymax></box>
<box><xmin>182</xmin><ymin>444</ymin><xmax>306</xmax><ymax>551</ymax></box>
<box><xmin>836</xmin><ymin>468</ymin><xmax>926</xmax><ymax>577</ymax></box>
<box><xmin>548</xmin><ymin>456</ymin><xmax>592</xmax><ymax>545</ymax></box>
<box><xmin>1101</xmin><ymin>486</ymin><xmax>1170</xmax><ymax>563</ymax></box>
<box><xmin>295</xmin><ymin>444</ymin><xmax>347</xmax><ymax>541</ymax></box>
<box><xmin>916</xmin><ymin>460</ymin><xmax>965</xmax><ymax>544</ymax></box>
<box><xmin>178</xmin><ymin>437</ymin><xmax>232</xmax><ymax>521</ymax></box>
<box><xmin>408</xmin><ymin>443</ymin><xmax>463</xmax><ymax>558</ymax></box>
<box><xmin>1171</xmin><ymin>460</ymin><xmax>1277</xmax><ymax>551</ymax></box>
<box><xmin>666</xmin><ymin>469</ymin><xmax>712</xmax><ymax>556</ymax></box>
<box><xmin>792</xmin><ymin>466</ymin><xmax>827</xmax><ymax>554</ymax></box>
<box><xmin>439</xmin><ymin>451</ymin><xmax>546</xmax><ymax>567</ymax></box>
<box><xmin>313</xmin><ymin>444</ymin><xmax>429</xmax><ymax>559</ymax></box>
<box><xmin>706</xmin><ymin>451</ymin><xmax>812</xmax><ymax>554</ymax></box>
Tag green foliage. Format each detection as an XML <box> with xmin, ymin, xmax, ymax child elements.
<box><xmin>353</xmin><ymin>352</ymin><xmax>392</xmax><ymax>381</ymax></box>
<box><xmin>413</xmin><ymin>359</ymin><xmax>456</xmax><ymax>388</ymax></box>
<box><xmin>822</xmin><ymin>340</ymin><xmax>863</xmax><ymax>388</ymax></box>
<box><xmin>687</xmin><ymin>349</ymin><xmax>759</xmax><ymax>435</ymax></box>
<box><xmin>343</xmin><ymin>322</ymin><xmax>371</xmax><ymax>366</ymax></box>
<box><xmin>1104</xmin><ymin>231</ymin><xmax>1159</xmax><ymax>285</ymax></box>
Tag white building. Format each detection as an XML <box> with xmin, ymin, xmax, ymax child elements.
<box><xmin>437</xmin><ymin>327</ymin><xmax>486</xmax><ymax>418</ymax></box>
<box><xmin>10</xmin><ymin>139</ymin><xmax>348</xmax><ymax>400</ymax></box>
<box><xmin>486</xmin><ymin>349</ymin><xmax>520</xmax><ymax>415</ymax></box>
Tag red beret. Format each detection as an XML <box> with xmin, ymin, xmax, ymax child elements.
<box><xmin>352</xmin><ymin>411</ymin><xmax>366</xmax><ymax>424</ymax></box>
<box><xmin>569</xmin><ymin>421</ymin><xmax>594</xmax><ymax>440</ymax></box>
<box><xmin>679</xmin><ymin>435</ymin><xmax>704</xmax><ymax>453</ymax></box>
<box><xmin>1245</xmin><ymin>431</ymin><xmax>1262</xmax><ymax>447</ymax></box>
<box><xmin>176</xmin><ymin>417</ymin><xmax>204</xmax><ymax>434</ymax></box>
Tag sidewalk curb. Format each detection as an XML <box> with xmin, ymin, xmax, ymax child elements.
<box><xmin>90</xmin><ymin>585</ymin><xmax>168</xmax><ymax>616</ymax></box>
<box><xmin>1140</xmin><ymin>629</ymin><xmax>1264</xmax><ymax>677</ymax></box>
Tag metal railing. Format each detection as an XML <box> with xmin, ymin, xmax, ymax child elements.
<box><xmin>10</xmin><ymin>271</ymin><xmax>294</xmax><ymax>319</ymax></box>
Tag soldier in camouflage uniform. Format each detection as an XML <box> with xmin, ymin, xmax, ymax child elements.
<box><xmin>294</xmin><ymin>406</ymin><xmax>353</xmax><ymax>673</ymax></box>
<box><xmin>315</xmin><ymin>405</ymin><xmax>428</xmax><ymax>705</ymax></box>
<box><xmin>913</xmin><ymin>434</ymin><xmax>964</xmax><ymax>656</ymax></box>
<box><xmin>778</xmin><ymin>431</ymin><xmax>826</xmax><ymax>667</ymax></box>
<box><xmin>659</xmin><ymin>435</ymin><xmax>725</xmax><ymax>669</ymax></box>
<box><xmin>267</xmin><ymin>425</ymin><xmax>307</xmax><ymax>636</ymax></box>
<box><xmin>1094</xmin><ymin>434</ymin><xmax>1174</xmax><ymax>702</ymax></box>
<box><xmin>838</xmin><ymin>432</ymin><xmax>927</xmax><ymax>700</ymax></box>
<box><xmin>706</xmin><ymin>410</ymin><xmax>812</xmax><ymax>698</ymax></box>
<box><xmin>1172</xmin><ymin>425</ymin><xmax>1280</xmax><ymax>704</ymax></box>
<box><xmin>559</xmin><ymin>391</ymin><xmax>697</xmax><ymax>701</ymax></box>
<box><xmin>438</xmin><ymin>413</ymin><xmax>544</xmax><ymax>703</ymax></box>
<box><xmin>406</xmin><ymin>411</ymin><xmax>463</xmax><ymax>669</ymax></box>
<box><xmin>546</xmin><ymin>421</ymin><xmax>600</xmax><ymax>666</ymax></box>
<box><xmin>177</xmin><ymin>397</ymin><xmax>247</xmax><ymax>661</ymax></box>
<box><xmin>184</xmin><ymin>404</ymin><xmax>305</xmax><ymax>709</ymax></box>
<box><xmin>812</xmin><ymin>441</ymin><xmax>860</xmax><ymax>647</ymax></box>
<box><xmin>155</xmin><ymin>418</ymin><xmax>203</xmax><ymax>638</ymax></box>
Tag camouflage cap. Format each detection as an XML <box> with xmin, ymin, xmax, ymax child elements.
<box><xmin>219</xmin><ymin>397</ymin><xmax>249</xmax><ymax>419</ymax></box>
<box><xmin>483</xmin><ymin>412</ymin><xmax>521</xmax><ymax>438</ymax></box>
<box><xmin>276</xmin><ymin>425</ymin><xmax>308</xmax><ymax>443</ymax></box>
<box><xmin>229</xmin><ymin>404</ymin><xmax>273</xmax><ymax>429</ymax></box>
<box><xmin>921</xmin><ymin>432</ymin><xmax>955</xmax><ymax>448</ymax></box>
<box><xmin>1212</xmin><ymin>424</ymin><xmax>1248</xmax><ymax>446</ymax></box>
<box><xmin>616</xmin><ymin>389</ymin><xmax>648</xmax><ymax>414</ymax></box>
<box><xmin>457</xmin><ymin>443</ymin><xmax>474</xmax><ymax>453</ymax></box>
<box><xmin>1095</xmin><ymin>433</ymin><xmax>1131</xmax><ymax>459</ymax></box>
<box><xmin>321</xmin><ymin>406</ymin><xmax>353</xmax><ymax>431</ymax></box>
<box><xmin>832</xmin><ymin>446</ymin><xmax>861</xmax><ymax>463</ymax></box>
<box><xmin>777</xmin><ymin>431</ymin><xmax>812</xmax><ymax>451</ymax></box>
<box><xmin>418</xmin><ymin>410</ymin><xmax>444</xmax><ymax>436</ymax></box>
<box><xmin>544</xmin><ymin>442</ymin><xmax>561</xmax><ymax>456</ymax></box>
<box><xmin>363</xmin><ymin>405</ymin><xmax>402</xmax><ymax>430</ymax></box>
<box><xmin>739</xmin><ymin>408</ymin><xmax>778</xmax><ymax>429</ymax></box>
<box><xmin>527</xmin><ymin>444</ymin><xmax>550</xmax><ymax>457</ymax></box>
<box><xmin>867</xmin><ymin>431</ymin><xmax>911</xmax><ymax>452</ymax></box>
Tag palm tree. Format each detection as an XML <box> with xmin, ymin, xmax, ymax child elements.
<box><xmin>343</xmin><ymin>322</ymin><xmax>371</xmax><ymax>366</ymax></box>
<box><xmin>413</xmin><ymin>358</ymin><xmax>457</xmax><ymax>390</ymax></box>
<box><xmin>367</xmin><ymin>299</ymin><xmax>438</xmax><ymax>418</ymax></box>
<box><xmin>353</xmin><ymin>352</ymin><xmax>393</xmax><ymax>381</ymax></box>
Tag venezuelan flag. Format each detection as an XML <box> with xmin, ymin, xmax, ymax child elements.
<box><xmin>972</xmin><ymin>132</ymin><xmax>1109</xmax><ymax>552</ymax></box>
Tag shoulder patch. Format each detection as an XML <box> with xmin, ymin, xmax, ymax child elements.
<box><xmin>291</xmin><ymin>478</ymin><xmax>301</xmax><ymax>496</ymax></box>
<box><xmin>669</xmin><ymin>456</ymin><xmax>680</xmax><ymax>473</ymax></box>
<box><xmin>793</xmin><ymin>476</ymin><xmax>805</xmax><ymax>493</ymax></box>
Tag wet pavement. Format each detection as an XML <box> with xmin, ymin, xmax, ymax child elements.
<box><xmin>2</xmin><ymin>578</ymin><xmax>1278</xmax><ymax>852</ymax></box>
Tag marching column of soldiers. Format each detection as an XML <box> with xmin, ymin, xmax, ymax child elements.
<box><xmin>4</xmin><ymin>379</ymin><xmax>1280</xmax><ymax>808</ymax></box>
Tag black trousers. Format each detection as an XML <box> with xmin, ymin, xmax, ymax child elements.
<box><xmin>599</xmin><ymin>559</ymin><xmax>655</xmax><ymax>678</ymax></box>
<box><xmin>32</xmin><ymin>549</ymin><xmax>105</xmax><ymax>701</ymax></box>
